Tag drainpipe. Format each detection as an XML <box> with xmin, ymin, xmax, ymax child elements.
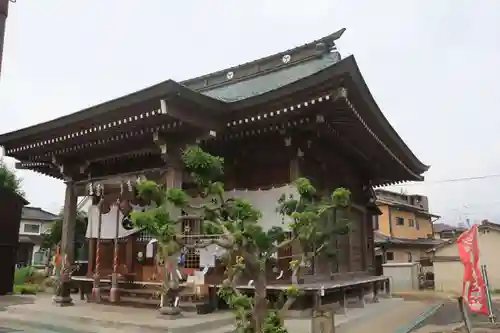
<box><xmin>0</xmin><ymin>0</ymin><xmax>11</xmax><ymax>79</ymax></box>
<box><xmin>388</xmin><ymin>206</ymin><xmax>394</xmax><ymax>237</ymax></box>
<box><xmin>430</xmin><ymin>216</ymin><xmax>441</xmax><ymax>239</ymax></box>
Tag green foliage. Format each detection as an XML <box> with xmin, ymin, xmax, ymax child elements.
<box><xmin>135</xmin><ymin>180</ymin><xmax>165</xmax><ymax>206</ymax></box>
<box><xmin>130</xmin><ymin>146</ymin><xmax>352</xmax><ymax>332</ymax></box>
<box><xmin>263</xmin><ymin>311</ymin><xmax>288</xmax><ymax>333</ymax></box>
<box><xmin>14</xmin><ymin>266</ymin><xmax>34</xmax><ymax>285</ymax></box>
<box><xmin>41</xmin><ymin>210</ymin><xmax>88</xmax><ymax>252</ymax></box>
<box><xmin>0</xmin><ymin>159</ymin><xmax>24</xmax><ymax>197</ymax></box>
<box><xmin>218</xmin><ymin>286</ymin><xmax>253</xmax><ymax>310</ymax></box>
<box><xmin>13</xmin><ymin>267</ymin><xmax>47</xmax><ymax>294</ymax></box>
<box><xmin>13</xmin><ymin>284</ymin><xmax>40</xmax><ymax>294</ymax></box>
<box><xmin>182</xmin><ymin>146</ymin><xmax>224</xmax><ymax>188</ymax></box>
<box><xmin>278</xmin><ymin>179</ymin><xmax>351</xmax><ymax>257</ymax></box>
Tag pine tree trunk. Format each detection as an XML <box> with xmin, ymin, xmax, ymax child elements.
<box><xmin>252</xmin><ymin>271</ymin><xmax>267</xmax><ymax>332</ymax></box>
<box><xmin>159</xmin><ymin>246</ymin><xmax>181</xmax><ymax>316</ymax></box>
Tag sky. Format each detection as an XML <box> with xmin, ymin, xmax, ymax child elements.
<box><xmin>0</xmin><ymin>0</ymin><xmax>499</xmax><ymax>225</ymax></box>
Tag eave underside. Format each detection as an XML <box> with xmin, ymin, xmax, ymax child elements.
<box><xmin>14</xmin><ymin>101</ymin><xmax>422</xmax><ymax>187</ymax></box>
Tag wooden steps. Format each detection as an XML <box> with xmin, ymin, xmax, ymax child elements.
<box><xmin>96</xmin><ymin>285</ymin><xmax>205</xmax><ymax>311</ymax></box>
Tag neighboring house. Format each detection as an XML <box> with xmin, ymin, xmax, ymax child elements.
<box><xmin>17</xmin><ymin>207</ymin><xmax>58</xmax><ymax>267</ymax></box>
<box><xmin>433</xmin><ymin>222</ymin><xmax>467</xmax><ymax>240</ymax></box>
<box><xmin>429</xmin><ymin>221</ymin><xmax>500</xmax><ymax>293</ymax></box>
<box><xmin>374</xmin><ymin>231</ymin><xmax>443</xmax><ymax>265</ymax></box>
<box><xmin>374</xmin><ymin>189</ymin><xmax>440</xmax><ymax>239</ymax></box>
<box><xmin>373</xmin><ymin>189</ymin><xmax>442</xmax><ymax>265</ymax></box>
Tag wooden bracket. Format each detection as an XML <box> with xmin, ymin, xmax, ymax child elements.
<box><xmin>152</xmin><ymin>132</ymin><xmax>184</xmax><ymax>167</ymax></box>
<box><xmin>160</xmin><ymin>99</ymin><xmax>224</xmax><ymax>131</ymax></box>
<box><xmin>51</xmin><ymin>155</ymin><xmax>84</xmax><ymax>181</ymax></box>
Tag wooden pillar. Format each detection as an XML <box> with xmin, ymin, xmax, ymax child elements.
<box><xmin>159</xmin><ymin>153</ymin><xmax>184</xmax><ymax>316</ymax></box>
<box><xmin>53</xmin><ymin>180</ymin><xmax>77</xmax><ymax>306</ymax></box>
<box><xmin>289</xmin><ymin>154</ymin><xmax>304</xmax><ymax>282</ymax></box>
<box><xmin>360</xmin><ymin>211</ymin><xmax>369</xmax><ymax>272</ymax></box>
<box><xmin>110</xmin><ymin>199</ymin><xmax>121</xmax><ymax>302</ymax></box>
<box><xmin>87</xmin><ymin>238</ymin><xmax>96</xmax><ymax>277</ymax></box>
<box><xmin>61</xmin><ymin>181</ymin><xmax>77</xmax><ymax>264</ymax></box>
<box><xmin>164</xmin><ymin>158</ymin><xmax>183</xmax><ymax>226</ymax></box>
<box><xmin>92</xmin><ymin>199</ymin><xmax>104</xmax><ymax>302</ymax></box>
<box><xmin>126</xmin><ymin>235</ymin><xmax>135</xmax><ymax>275</ymax></box>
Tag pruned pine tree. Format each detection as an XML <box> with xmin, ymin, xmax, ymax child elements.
<box><xmin>0</xmin><ymin>159</ymin><xmax>24</xmax><ymax>197</ymax></box>
<box><xmin>131</xmin><ymin>146</ymin><xmax>351</xmax><ymax>332</ymax></box>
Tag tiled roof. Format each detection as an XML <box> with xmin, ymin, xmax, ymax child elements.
<box><xmin>428</xmin><ymin>223</ymin><xmax>500</xmax><ymax>253</ymax></box>
<box><xmin>374</xmin><ymin>231</ymin><xmax>444</xmax><ymax>247</ymax></box>
<box><xmin>375</xmin><ymin>198</ymin><xmax>440</xmax><ymax>218</ymax></box>
<box><xmin>201</xmin><ymin>52</ymin><xmax>341</xmax><ymax>102</ymax></box>
<box><xmin>21</xmin><ymin>206</ymin><xmax>57</xmax><ymax>221</ymax></box>
<box><xmin>433</xmin><ymin>223</ymin><xmax>461</xmax><ymax>233</ymax></box>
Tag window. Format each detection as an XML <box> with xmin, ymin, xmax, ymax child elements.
<box><xmin>409</xmin><ymin>219</ymin><xmax>415</xmax><ymax>227</ymax></box>
<box><xmin>386</xmin><ymin>252</ymin><xmax>394</xmax><ymax>261</ymax></box>
<box><xmin>415</xmin><ymin>220</ymin><xmax>420</xmax><ymax>230</ymax></box>
<box><xmin>33</xmin><ymin>250</ymin><xmax>49</xmax><ymax>266</ymax></box>
<box><xmin>23</xmin><ymin>223</ymin><xmax>40</xmax><ymax>234</ymax></box>
<box><xmin>396</xmin><ymin>217</ymin><xmax>404</xmax><ymax>225</ymax></box>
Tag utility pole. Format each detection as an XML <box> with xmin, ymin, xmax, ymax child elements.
<box><xmin>0</xmin><ymin>0</ymin><xmax>12</xmax><ymax>79</ymax></box>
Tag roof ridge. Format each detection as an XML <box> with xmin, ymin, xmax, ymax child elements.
<box><xmin>23</xmin><ymin>206</ymin><xmax>56</xmax><ymax>214</ymax></box>
<box><xmin>180</xmin><ymin>29</ymin><xmax>346</xmax><ymax>91</ymax></box>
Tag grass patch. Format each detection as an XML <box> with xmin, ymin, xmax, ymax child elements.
<box><xmin>13</xmin><ymin>266</ymin><xmax>49</xmax><ymax>294</ymax></box>
<box><xmin>13</xmin><ymin>283</ymin><xmax>42</xmax><ymax>295</ymax></box>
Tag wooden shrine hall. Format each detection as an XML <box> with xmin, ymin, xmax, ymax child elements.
<box><xmin>0</xmin><ymin>28</ymin><xmax>429</xmax><ymax>311</ymax></box>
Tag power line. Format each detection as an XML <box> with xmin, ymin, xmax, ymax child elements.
<box><xmin>389</xmin><ymin>173</ymin><xmax>500</xmax><ymax>187</ymax></box>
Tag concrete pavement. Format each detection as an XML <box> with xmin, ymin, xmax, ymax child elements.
<box><xmin>0</xmin><ymin>293</ymin><xmax>441</xmax><ymax>333</ymax></box>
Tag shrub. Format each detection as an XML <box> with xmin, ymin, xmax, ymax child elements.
<box><xmin>0</xmin><ymin>159</ymin><xmax>24</xmax><ymax>197</ymax></box>
<box><xmin>14</xmin><ymin>266</ymin><xmax>34</xmax><ymax>285</ymax></box>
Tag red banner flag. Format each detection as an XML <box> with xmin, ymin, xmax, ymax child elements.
<box><xmin>456</xmin><ymin>224</ymin><xmax>488</xmax><ymax>314</ymax></box>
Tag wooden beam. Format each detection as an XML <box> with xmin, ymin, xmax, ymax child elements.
<box><xmin>160</xmin><ymin>99</ymin><xmax>224</xmax><ymax>131</ymax></box>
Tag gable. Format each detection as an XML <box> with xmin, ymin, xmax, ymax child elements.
<box><xmin>21</xmin><ymin>207</ymin><xmax>57</xmax><ymax>221</ymax></box>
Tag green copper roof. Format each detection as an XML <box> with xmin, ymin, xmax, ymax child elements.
<box><xmin>200</xmin><ymin>52</ymin><xmax>341</xmax><ymax>102</ymax></box>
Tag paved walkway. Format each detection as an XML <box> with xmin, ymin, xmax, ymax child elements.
<box><xmin>0</xmin><ymin>294</ymin><xmax>233</xmax><ymax>333</ymax></box>
<box><xmin>337</xmin><ymin>300</ymin><xmax>438</xmax><ymax>333</ymax></box>
<box><xmin>0</xmin><ymin>294</ymin><xmax>439</xmax><ymax>333</ymax></box>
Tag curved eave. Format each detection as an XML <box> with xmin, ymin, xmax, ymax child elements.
<box><xmin>0</xmin><ymin>80</ymin><xmax>226</xmax><ymax>145</ymax></box>
<box><xmin>228</xmin><ymin>55</ymin><xmax>428</xmax><ymax>176</ymax></box>
<box><xmin>344</xmin><ymin>58</ymin><xmax>430</xmax><ymax>174</ymax></box>
<box><xmin>0</xmin><ymin>53</ymin><xmax>427</xmax><ymax>179</ymax></box>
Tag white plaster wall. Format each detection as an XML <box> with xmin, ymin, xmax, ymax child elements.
<box><xmin>433</xmin><ymin>261</ymin><xmax>463</xmax><ymax>293</ymax></box>
<box><xmin>434</xmin><ymin>228</ymin><xmax>500</xmax><ymax>293</ymax></box>
<box><xmin>19</xmin><ymin>220</ymin><xmax>42</xmax><ymax>235</ymax></box>
<box><xmin>383</xmin><ymin>262</ymin><xmax>420</xmax><ymax>292</ymax></box>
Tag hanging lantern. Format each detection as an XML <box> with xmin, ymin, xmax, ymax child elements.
<box><xmin>122</xmin><ymin>213</ymin><xmax>134</xmax><ymax>230</ymax></box>
<box><xmin>127</xmin><ymin>180</ymin><xmax>133</xmax><ymax>192</ymax></box>
<box><xmin>88</xmin><ymin>183</ymin><xmax>94</xmax><ymax>196</ymax></box>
